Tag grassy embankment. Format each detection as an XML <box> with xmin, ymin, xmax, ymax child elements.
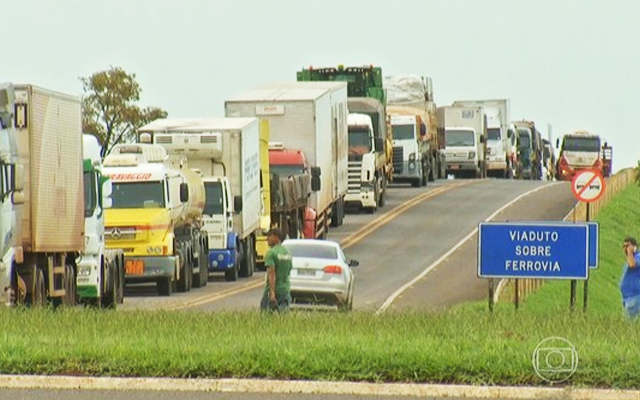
<box><xmin>1</xmin><ymin>184</ymin><xmax>639</xmax><ymax>388</ymax></box>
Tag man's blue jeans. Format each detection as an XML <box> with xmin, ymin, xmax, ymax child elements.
<box><xmin>623</xmin><ymin>294</ymin><xmax>640</xmax><ymax>319</ymax></box>
<box><xmin>260</xmin><ymin>292</ymin><xmax>291</xmax><ymax>313</ymax></box>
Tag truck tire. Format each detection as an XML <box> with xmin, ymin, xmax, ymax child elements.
<box><xmin>225</xmin><ymin>258</ymin><xmax>239</xmax><ymax>281</ymax></box>
<box><xmin>378</xmin><ymin>176</ymin><xmax>387</xmax><ymax>208</ymax></box>
<box><xmin>26</xmin><ymin>266</ymin><xmax>46</xmax><ymax>307</ymax></box>
<box><xmin>101</xmin><ymin>260</ymin><xmax>118</xmax><ymax>309</ymax></box>
<box><xmin>157</xmin><ymin>277</ymin><xmax>172</xmax><ymax>296</ymax></box>
<box><xmin>421</xmin><ymin>167</ymin><xmax>428</xmax><ymax>186</ymax></box>
<box><xmin>239</xmin><ymin>236</ymin><xmax>255</xmax><ymax>278</ymax></box>
<box><xmin>411</xmin><ymin>178</ymin><xmax>420</xmax><ymax>187</ymax></box>
<box><xmin>192</xmin><ymin>241</ymin><xmax>203</xmax><ymax>289</ymax></box>
<box><xmin>53</xmin><ymin>264</ymin><xmax>76</xmax><ymax>307</ymax></box>
<box><xmin>177</xmin><ymin>245</ymin><xmax>192</xmax><ymax>292</ymax></box>
<box><xmin>117</xmin><ymin>255</ymin><xmax>125</xmax><ymax>303</ymax></box>
<box><xmin>428</xmin><ymin>155</ymin><xmax>436</xmax><ymax>182</ymax></box>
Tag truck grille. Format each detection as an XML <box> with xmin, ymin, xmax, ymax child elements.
<box><xmin>393</xmin><ymin>147</ymin><xmax>403</xmax><ymax>173</ymax></box>
<box><xmin>347</xmin><ymin>161</ymin><xmax>362</xmax><ymax>193</ymax></box>
<box><xmin>105</xmin><ymin>226</ymin><xmax>137</xmax><ymax>241</ymax></box>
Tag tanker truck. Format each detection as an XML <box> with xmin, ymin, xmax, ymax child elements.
<box><xmin>102</xmin><ymin>143</ymin><xmax>208</xmax><ymax>296</ymax></box>
<box><xmin>0</xmin><ymin>83</ymin><xmax>84</xmax><ymax>306</ymax></box>
<box><xmin>76</xmin><ymin>134</ymin><xmax>125</xmax><ymax>308</ymax></box>
<box><xmin>138</xmin><ymin>117</ymin><xmax>261</xmax><ymax>282</ymax></box>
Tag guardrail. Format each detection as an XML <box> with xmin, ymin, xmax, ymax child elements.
<box><xmin>496</xmin><ymin>168</ymin><xmax>637</xmax><ymax>304</ymax></box>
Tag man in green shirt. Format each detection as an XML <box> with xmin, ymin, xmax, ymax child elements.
<box><xmin>260</xmin><ymin>228</ymin><xmax>293</xmax><ymax>312</ymax></box>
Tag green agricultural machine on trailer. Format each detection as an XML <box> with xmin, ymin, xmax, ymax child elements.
<box><xmin>297</xmin><ymin>65</ymin><xmax>392</xmax><ymax>213</ymax></box>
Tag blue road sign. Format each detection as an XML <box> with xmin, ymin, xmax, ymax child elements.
<box><xmin>478</xmin><ymin>222</ymin><xmax>589</xmax><ymax>280</ymax></box>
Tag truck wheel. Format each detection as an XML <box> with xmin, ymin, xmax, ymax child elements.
<box><xmin>225</xmin><ymin>261</ymin><xmax>239</xmax><ymax>282</ymax></box>
<box><xmin>411</xmin><ymin>178</ymin><xmax>420</xmax><ymax>188</ymax></box>
<box><xmin>117</xmin><ymin>255</ymin><xmax>125</xmax><ymax>303</ymax></box>
<box><xmin>378</xmin><ymin>176</ymin><xmax>387</xmax><ymax>208</ymax></box>
<box><xmin>240</xmin><ymin>236</ymin><xmax>255</xmax><ymax>278</ymax></box>
<box><xmin>192</xmin><ymin>249</ymin><xmax>203</xmax><ymax>289</ymax></box>
<box><xmin>199</xmin><ymin>239</ymin><xmax>208</xmax><ymax>287</ymax></box>
<box><xmin>177</xmin><ymin>246</ymin><xmax>191</xmax><ymax>293</ymax></box>
<box><xmin>101</xmin><ymin>261</ymin><xmax>117</xmax><ymax>309</ymax></box>
<box><xmin>26</xmin><ymin>266</ymin><xmax>46</xmax><ymax>307</ymax></box>
<box><xmin>428</xmin><ymin>156</ymin><xmax>436</xmax><ymax>182</ymax></box>
<box><xmin>54</xmin><ymin>264</ymin><xmax>77</xmax><ymax>307</ymax></box>
<box><xmin>157</xmin><ymin>277</ymin><xmax>172</xmax><ymax>296</ymax></box>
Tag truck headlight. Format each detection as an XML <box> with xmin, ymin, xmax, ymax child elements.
<box><xmin>409</xmin><ymin>153</ymin><xmax>416</xmax><ymax>161</ymax></box>
<box><xmin>147</xmin><ymin>246</ymin><xmax>162</xmax><ymax>254</ymax></box>
<box><xmin>408</xmin><ymin>161</ymin><xmax>416</xmax><ymax>170</ymax></box>
<box><xmin>468</xmin><ymin>152</ymin><xmax>476</xmax><ymax>160</ymax></box>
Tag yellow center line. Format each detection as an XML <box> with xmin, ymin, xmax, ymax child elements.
<box><xmin>172</xmin><ymin>180</ymin><xmax>479</xmax><ymax>310</ymax></box>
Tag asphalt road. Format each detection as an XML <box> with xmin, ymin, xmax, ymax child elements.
<box><xmin>121</xmin><ymin>177</ymin><xmax>575</xmax><ymax>313</ymax></box>
<box><xmin>0</xmin><ymin>388</ymin><xmax>523</xmax><ymax>400</ymax></box>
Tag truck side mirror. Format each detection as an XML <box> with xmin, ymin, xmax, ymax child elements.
<box><xmin>11</xmin><ymin>191</ymin><xmax>24</xmax><ymax>205</ymax></box>
<box><xmin>310</xmin><ymin>166</ymin><xmax>321</xmax><ymax>177</ymax></box>
<box><xmin>480</xmin><ymin>135</ymin><xmax>485</xmax><ymax>144</ymax></box>
<box><xmin>555</xmin><ymin>138</ymin><xmax>560</xmax><ymax>148</ymax></box>
<box><xmin>12</xmin><ymin>164</ymin><xmax>24</xmax><ymax>192</ymax></box>
<box><xmin>233</xmin><ymin>195</ymin><xmax>243</xmax><ymax>213</ymax></box>
<box><xmin>0</xmin><ymin>85</ymin><xmax>15</xmax><ymax>129</ymax></box>
<box><xmin>311</xmin><ymin>176</ymin><xmax>321</xmax><ymax>192</ymax></box>
<box><xmin>374</xmin><ymin>138</ymin><xmax>384</xmax><ymax>152</ymax></box>
<box><xmin>420</xmin><ymin>123</ymin><xmax>427</xmax><ymax>136</ymax></box>
<box><xmin>101</xmin><ymin>178</ymin><xmax>113</xmax><ymax>209</ymax></box>
<box><xmin>507</xmin><ymin>130</ymin><xmax>513</xmax><ymax>139</ymax></box>
<box><xmin>179</xmin><ymin>182</ymin><xmax>189</xmax><ymax>203</ymax></box>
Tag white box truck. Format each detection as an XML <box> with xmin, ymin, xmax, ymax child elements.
<box><xmin>452</xmin><ymin>99</ymin><xmax>513</xmax><ymax>178</ymax></box>
<box><xmin>1</xmin><ymin>83</ymin><xmax>84</xmax><ymax>306</ymax></box>
<box><xmin>139</xmin><ymin>117</ymin><xmax>262</xmax><ymax>281</ymax></box>
<box><xmin>225</xmin><ymin>82</ymin><xmax>349</xmax><ymax>238</ymax></box>
<box><xmin>437</xmin><ymin>105</ymin><xmax>487</xmax><ymax>179</ymax></box>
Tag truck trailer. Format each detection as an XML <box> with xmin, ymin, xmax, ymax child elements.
<box><xmin>225</xmin><ymin>82</ymin><xmax>349</xmax><ymax>238</ymax></box>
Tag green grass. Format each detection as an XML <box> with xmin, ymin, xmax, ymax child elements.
<box><xmin>0</xmin><ymin>185</ymin><xmax>639</xmax><ymax>388</ymax></box>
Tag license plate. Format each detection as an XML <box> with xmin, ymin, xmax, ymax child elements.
<box><xmin>297</xmin><ymin>269</ymin><xmax>315</xmax><ymax>276</ymax></box>
<box><xmin>125</xmin><ymin>260</ymin><xmax>145</xmax><ymax>275</ymax></box>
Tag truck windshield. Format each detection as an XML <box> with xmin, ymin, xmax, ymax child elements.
<box><xmin>518</xmin><ymin>131</ymin><xmax>531</xmax><ymax>149</ymax></box>
<box><xmin>445</xmin><ymin>130</ymin><xmax>475</xmax><ymax>147</ymax></box>
<box><xmin>487</xmin><ymin>128</ymin><xmax>501</xmax><ymax>141</ymax></box>
<box><xmin>392</xmin><ymin>124</ymin><xmax>415</xmax><ymax>140</ymax></box>
<box><xmin>270</xmin><ymin>165</ymin><xmax>305</xmax><ymax>177</ymax></box>
<box><xmin>563</xmin><ymin>136</ymin><xmax>601</xmax><ymax>152</ymax></box>
<box><xmin>204</xmin><ymin>181</ymin><xmax>224</xmax><ymax>215</ymax></box>
<box><xmin>111</xmin><ymin>181</ymin><xmax>165</xmax><ymax>209</ymax></box>
<box><xmin>84</xmin><ymin>171</ymin><xmax>97</xmax><ymax>218</ymax></box>
<box><xmin>348</xmin><ymin>129</ymin><xmax>372</xmax><ymax>159</ymax></box>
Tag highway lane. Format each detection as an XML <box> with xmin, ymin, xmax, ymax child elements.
<box><xmin>175</xmin><ymin>179</ymin><xmax>568</xmax><ymax>312</ymax></box>
<box><xmin>121</xmin><ymin>178</ymin><xmax>470</xmax><ymax>311</ymax></box>
<box><xmin>385</xmin><ymin>180</ymin><xmax>576</xmax><ymax>312</ymax></box>
<box><xmin>0</xmin><ymin>388</ymin><xmax>507</xmax><ymax>400</ymax></box>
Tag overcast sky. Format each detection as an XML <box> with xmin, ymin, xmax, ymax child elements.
<box><xmin>3</xmin><ymin>0</ymin><xmax>638</xmax><ymax>171</ymax></box>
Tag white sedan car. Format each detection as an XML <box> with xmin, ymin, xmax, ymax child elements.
<box><xmin>282</xmin><ymin>239</ymin><xmax>359</xmax><ymax>311</ymax></box>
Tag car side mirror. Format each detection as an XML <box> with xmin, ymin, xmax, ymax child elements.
<box><xmin>179</xmin><ymin>182</ymin><xmax>189</xmax><ymax>203</ymax></box>
<box><xmin>348</xmin><ymin>259</ymin><xmax>359</xmax><ymax>267</ymax></box>
<box><xmin>374</xmin><ymin>138</ymin><xmax>384</xmax><ymax>152</ymax></box>
<box><xmin>233</xmin><ymin>195</ymin><xmax>243</xmax><ymax>213</ymax></box>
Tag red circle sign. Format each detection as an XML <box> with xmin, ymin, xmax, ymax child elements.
<box><xmin>571</xmin><ymin>169</ymin><xmax>605</xmax><ymax>203</ymax></box>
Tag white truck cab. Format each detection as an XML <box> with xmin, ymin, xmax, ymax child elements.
<box><xmin>345</xmin><ymin>113</ymin><xmax>379</xmax><ymax>212</ymax></box>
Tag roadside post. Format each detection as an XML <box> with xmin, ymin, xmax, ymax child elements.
<box><xmin>479</xmin><ymin>222</ymin><xmax>590</xmax><ymax>311</ymax></box>
<box><xmin>571</xmin><ymin>169</ymin><xmax>605</xmax><ymax>312</ymax></box>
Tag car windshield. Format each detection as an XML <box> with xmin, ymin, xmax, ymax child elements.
<box><xmin>204</xmin><ymin>181</ymin><xmax>224</xmax><ymax>215</ymax></box>
<box><xmin>270</xmin><ymin>164</ymin><xmax>305</xmax><ymax>177</ymax></box>
<box><xmin>445</xmin><ymin>129</ymin><xmax>475</xmax><ymax>147</ymax></box>
<box><xmin>392</xmin><ymin>124</ymin><xmax>415</xmax><ymax>140</ymax></box>
<box><xmin>111</xmin><ymin>181</ymin><xmax>165</xmax><ymax>209</ymax></box>
<box><xmin>518</xmin><ymin>129</ymin><xmax>531</xmax><ymax>148</ymax></box>
<box><xmin>487</xmin><ymin>128</ymin><xmax>501</xmax><ymax>141</ymax></box>
<box><xmin>283</xmin><ymin>243</ymin><xmax>338</xmax><ymax>260</ymax></box>
<box><xmin>563</xmin><ymin>136</ymin><xmax>601</xmax><ymax>152</ymax></box>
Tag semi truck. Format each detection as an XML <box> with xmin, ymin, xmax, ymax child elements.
<box><xmin>102</xmin><ymin>143</ymin><xmax>208</xmax><ymax>295</ymax></box>
<box><xmin>385</xmin><ymin>75</ymin><xmax>446</xmax><ymax>184</ymax></box>
<box><xmin>437</xmin><ymin>105</ymin><xmax>487</xmax><ymax>178</ymax></box>
<box><xmin>139</xmin><ymin>117</ymin><xmax>261</xmax><ymax>281</ymax></box>
<box><xmin>225</xmin><ymin>82</ymin><xmax>349</xmax><ymax>238</ymax></box>
<box><xmin>513</xmin><ymin>120</ymin><xmax>543</xmax><ymax>180</ymax></box>
<box><xmin>1</xmin><ymin>83</ymin><xmax>84</xmax><ymax>306</ymax></box>
<box><xmin>555</xmin><ymin>130</ymin><xmax>612</xmax><ymax>180</ymax></box>
<box><xmin>297</xmin><ymin>65</ymin><xmax>392</xmax><ymax>212</ymax></box>
<box><xmin>452</xmin><ymin>99</ymin><xmax>513</xmax><ymax>178</ymax></box>
<box><xmin>77</xmin><ymin>134</ymin><xmax>125</xmax><ymax>307</ymax></box>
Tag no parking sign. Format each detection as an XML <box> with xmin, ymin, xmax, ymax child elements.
<box><xmin>571</xmin><ymin>169</ymin><xmax>605</xmax><ymax>203</ymax></box>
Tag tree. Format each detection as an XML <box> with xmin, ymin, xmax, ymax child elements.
<box><xmin>81</xmin><ymin>66</ymin><xmax>167</xmax><ymax>157</ymax></box>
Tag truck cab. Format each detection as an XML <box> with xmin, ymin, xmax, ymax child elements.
<box><xmin>484</xmin><ymin>109</ymin><xmax>512</xmax><ymax>178</ymax></box>
<box><xmin>444</xmin><ymin>126</ymin><xmax>484</xmax><ymax>178</ymax></box>
<box><xmin>555</xmin><ymin>131</ymin><xmax>603</xmax><ymax>181</ymax></box>
<box><xmin>514</xmin><ymin>122</ymin><xmax>542</xmax><ymax>180</ymax></box>
<box><xmin>390</xmin><ymin>114</ymin><xmax>429</xmax><ymax>187</ymax></box>
<box><xmin>345</xmin><ymin>113</ymin><xmax>381</xmax><ymax>212</ymax></box>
